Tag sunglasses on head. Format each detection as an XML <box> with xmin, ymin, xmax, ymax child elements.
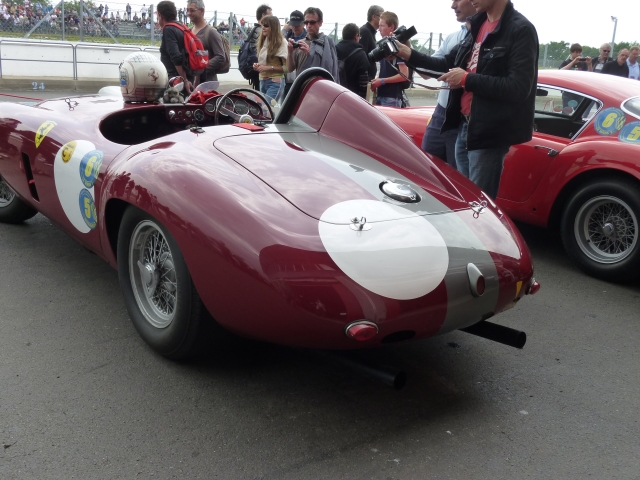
<box><xmin>303</xmin><ymin>20</ymin><xmax>318</xmax><ymax>25</ymax></box>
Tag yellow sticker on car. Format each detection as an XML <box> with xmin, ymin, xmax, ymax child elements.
<box><xmin>35</xmin><ymin>121</ymin><xmax>57</xmax><ymax>148</ymax></box>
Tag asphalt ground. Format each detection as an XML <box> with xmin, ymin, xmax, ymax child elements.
<box><xmin>1</xmin><ymin>93</ymin><xmax>639</xmax><ymax>479</ymax></box>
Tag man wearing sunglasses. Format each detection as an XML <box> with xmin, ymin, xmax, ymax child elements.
<box><xmin>286</xmin><ymin>7</ymin><xmax>339</xmax><ymax>83</ymax></box>
<box><xmin>592</xmin><ymin>43</ymin><xmax>612</xmax><ymax>73</ymax></box>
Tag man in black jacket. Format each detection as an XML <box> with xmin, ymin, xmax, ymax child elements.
<box><xmin>157</xmin><ymin>1</ymin><xmax>192</xmax><ymax>92</ymax></box>
<box><xmin>337</xmin><ymin>23</ymin><xmax>370</xmax><ymax>98</ymax></box>
<box><xmin>359</xmin><ymin>5</ymin><xmax>383</xmax><ymax>81</ymax></box>
<box><xmin>602</xmin><ymin>49</ymin><xmax>630</xmax><ymax>78</ymax></box>
<box><xmin>394</xmin><ymin>0</ymin><xmax>538</xmax><ymax>199</ymax></box>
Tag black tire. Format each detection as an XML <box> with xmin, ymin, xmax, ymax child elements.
<box><xmin>117</xmin><ymin>206</ymin><xmax>208</xmax><ymax>359</ymax></box>
<box><xmin>561</xmin><ymin>179</ymin><xmax>640</xmax><ymax>282</ymax></box>
<box><xmin>0</xmin><ymin>175</ymin><xmax>37</xmax><ymax>224</ymax></box>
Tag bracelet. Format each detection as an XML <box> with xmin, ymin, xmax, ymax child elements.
<box><xmin>381</xmin><ymin>78</ymin><xmax>386</xmax><ymax>86</ymax></box>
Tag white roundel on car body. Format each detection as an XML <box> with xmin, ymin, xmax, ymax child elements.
<box><xmin>318</xmin><ymin>200</ymin><xmax>449</xmax><ymax>300</ymax></box>
<box><xmin>54</xmin><ymin>139</ymin><xmax>99</xmax><ymax>234</ymax></box>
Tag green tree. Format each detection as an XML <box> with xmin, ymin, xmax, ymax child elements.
<box><xmin>539</xmin><ymin>41</ymin><xmax>569</xmax><ymax>68</ymax></box>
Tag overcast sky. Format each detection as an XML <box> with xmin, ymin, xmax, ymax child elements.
<box><xmin>199</xmin><ymin>0</ymin><xmax>638</xmax><ymax>48</ymax></box>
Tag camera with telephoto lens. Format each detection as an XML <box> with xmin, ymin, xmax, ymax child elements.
<box><xmin>368</xmin><ymin>25</ymin><xmax>418</xmax><ymax>63</ymax></box>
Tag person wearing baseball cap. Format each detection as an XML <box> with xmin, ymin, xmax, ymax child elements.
<box><xmin>282</xmin><ymin>10</ymin><xmax>307</xmax><ymax>95</ymax></box>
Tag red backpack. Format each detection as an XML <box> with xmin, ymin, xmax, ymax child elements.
<box><xmin>164</xmin><ymin>22</ymin><xmax>209</xmax><ymax>75</ymax></box>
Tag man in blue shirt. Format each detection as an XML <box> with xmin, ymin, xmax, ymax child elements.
<box><xmin>628</xmin><ymin>46</ymin><xmax>639</xmax><ymax>80</ymax></box>
<box><xmin>421</xmin><ymin>0</ymin><xmax>476</xmax><ymax>167</ymax></box>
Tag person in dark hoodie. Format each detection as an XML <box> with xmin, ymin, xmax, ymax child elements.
<box><xmin>336</xmin><ymin>23</ymin><xmax>370</xmax><ymax>98</ymax></box>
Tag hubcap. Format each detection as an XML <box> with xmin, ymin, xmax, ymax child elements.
<box><xmin>0</xmin><ymin>175</ymin><xmax>16</xmax><ymax>208</ymax></box>
<box><xmin>129</xmin><ymin>220</ymin><xmax>178</xmax><ymax>328</ymax></box>
<box><xmin>574</xmin><ymin>195</ymin><xmax>638</xmax><ymax>264</ymax></box>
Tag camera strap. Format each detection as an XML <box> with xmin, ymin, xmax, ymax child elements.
<box><xmin>388</xmin><ymin>59</ymin><xmax>451</xmax><ymax>91</ymax></box>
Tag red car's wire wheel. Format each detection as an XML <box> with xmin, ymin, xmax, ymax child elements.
<box><xmin>129</xmin><ymin>220</ymin><xmax>178</xmax><ymax>329</ymax></box>
<box><xmin>0</xmin><ymin>175</ymin><xmax>16</xmax><ymax>208</ymax></box>
<box><xmin>574</xmin><ymin>195</ymin><xmax>638</xmax><ymax>264</ymax></box>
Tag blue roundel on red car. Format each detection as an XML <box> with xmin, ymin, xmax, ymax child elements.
<box><xmin>618</xmin><ymin>121</ymin><xmax>640</xmax><ymax>144</ymax></box>
<box><xmin>594</xmin><ymin>107</ymin><xmax>626</xmax><ymax>136</ymax></box>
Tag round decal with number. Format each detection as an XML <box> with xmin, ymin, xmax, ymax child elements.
<box><xmin>54</xmin><ymin>140</ymin><xmax>102</xmax><ymax>234</ymax></box>
<box><xmin>618</xmin><ymin>121</ymin><xmax>640</xmax><ymax>144</ymax></box>
<box><xmin>79</xmin><ymin>150</ymin><xmax>104</xmax><ymax>188</ymax></box>
<box><xmin>594</xmin><ymin>107</ymin><xmax>626</xmax><ymax>136</ymax></box>
<box><xmin>78</xmin><ymin>189</ymin><xmax>98</xmax><ymax>230</ymax></box>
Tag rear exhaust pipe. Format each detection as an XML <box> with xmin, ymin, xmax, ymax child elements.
<box><xmin>460</xmin><ymin>320</ymin><xmax>527</xmax><ymax>349</ymax></box>
<box><xmin>312</xmin><ymin>351</ymin><xmax>407</xmax><ymax>390</ymax></box>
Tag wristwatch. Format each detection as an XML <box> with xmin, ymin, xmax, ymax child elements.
<box><xmin>381</xmin><ymin>78</ymin><xmax>386</xmax><ymax>86</ymax></box>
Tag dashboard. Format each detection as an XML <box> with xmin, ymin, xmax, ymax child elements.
<box><xmin>164</xmin><ymin>94</ymin><xmax>271</xmax><ymax>125</ymax></box>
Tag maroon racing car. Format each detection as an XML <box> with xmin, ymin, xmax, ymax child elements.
<box><xmin>0</xmin><ymin>69</ymin><xmax>539</xmax><ymax>360</ymax></box>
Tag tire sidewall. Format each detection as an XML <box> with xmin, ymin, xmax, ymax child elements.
<box><xmin>117</xmin><ymin>207</ymin><xmax>203</xmax><ymax>358</ymax></box>
<box><xmin>561</xmin><ymin>180</ymin><xmax>640</xmax><ymax>281</ymax></box>
<box><xmin>0</xmin><ymin>178</ymin><xmax>37</xmax><ymax>224</ymax></box>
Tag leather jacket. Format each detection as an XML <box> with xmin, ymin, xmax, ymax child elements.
<box><xmin>407</xmin><ymin>1</ymin><xmax>539</xmax><ymax>150</ymax></box>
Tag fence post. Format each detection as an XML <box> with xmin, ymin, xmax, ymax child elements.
<box><xmin>543</xmin><ymin>43</ymin><xmax>548</xmax><ymax>69</ymax></box>
<box><xmin>228</xmin><ymin>12</ymin><xmax>234</xmax><ymax>48</ymax></box>
<box><xmin>150</xmin><ymin>4</ymin><xmax>155</xmax><ymax>46</ymax></box>
<box><xmin>61</xmin><ymin>0</ymin><xmax>65</xmax><ymax>41</ymax></box>
<box><xmin>428</xmin><ymin>33</ymin><xmax>432</xmax><ymax>54</ymax></box>
<box><xmin>79</xmin><ymin>0</ymin><xmax>84</xmax><ymax>42</ymax></box>
<box><xmin>334</xmin><ymin>22</ymin><xmax>338</xmax><ymax>42</ymax></box>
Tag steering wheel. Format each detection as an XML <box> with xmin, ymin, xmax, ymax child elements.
<box><xmin>214</xmin><ymin>88</ymin><xmax>275</xmax><ymax>126</ymax></box>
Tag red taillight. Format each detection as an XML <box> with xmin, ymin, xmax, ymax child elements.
<box><xmin>527</xmin><ymin>279</ymin><xmax>541</xmax><ymax>295</ymax></box>
<box><xmin>345</xmin><ymin>321</ymin><xmax>379</xmax><ymax>341</ymax></box>
<box><xmin>476</xmin><ymin>276</ymin><xmax>486</xmax><ymax>296</ymax></box>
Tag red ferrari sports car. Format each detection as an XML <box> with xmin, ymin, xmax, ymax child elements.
<box><xmin>382</xmin><ymin>71</ymin><xmax>640</xmax><ymax>282</ymax></box>
<box><xmin>0</xmin><ymin>68</ymin><xmax>538</xmax><ymax>360</ymax></box>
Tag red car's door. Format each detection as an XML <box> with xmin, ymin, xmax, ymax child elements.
<box><xmin>498</xmin><ymin>133</ymin><xmax>570</xmax><ymax>203</ymax></box>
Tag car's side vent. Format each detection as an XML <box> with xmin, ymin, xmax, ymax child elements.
<box><xmin>21</xmin><ymin>152</ymin><xmax>40</xmax><ymax>201</ymax></box>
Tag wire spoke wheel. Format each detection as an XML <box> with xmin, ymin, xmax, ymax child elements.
<box><xmin>574</xmin><ymin>195</ymin><xmax>638</xmax><ymax>264</ymax></box>
<box><xmin>129</xmin><ymin>220</ymin><xmax>178</xmax><ymax>329</ymax></box>
<box><xmin>0</xmin><ymin>175</ymin><xmax>16</xmax><ymax>208</ymax></box>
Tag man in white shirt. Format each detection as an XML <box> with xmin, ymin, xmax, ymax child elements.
<box><xmin>421</xmin><ymin>0</ymin><xmax>476</xmax><ymax>167</ymax></box>
<box><xmin>628</xmin><ymin>46</ymin><xmax>640</xmax><ymax>80</ymax></box>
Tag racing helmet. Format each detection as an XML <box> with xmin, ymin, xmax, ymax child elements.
<box><xmin>119</xmin><ymin>52</ymin><xmax>168</xmax><ymax>103</ymax></box>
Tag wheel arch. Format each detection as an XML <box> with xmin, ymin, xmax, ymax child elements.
<box><xmin>548</xmin><ymin>168</ymin><xmax>640</xmax><ymax>231</ymax></box>
<box><xmin>104</xmin><ymin>198</ymin><xmax>131</xmax><ymax>262</ymax></box>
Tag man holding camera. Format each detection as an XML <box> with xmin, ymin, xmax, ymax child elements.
<box><xmin>393</xmin><ymin>0</ymin><xmax>538</xmax><ymax>199</ymax></box>
<box><xmin>559</xmin><ymin>44</ymin><xmax>592</xmax><ymax>72</ymax></box>
<box><xmin>286</xmin><ymin>7</ymin><xmax>339</xmax><ymax>82</ymax></box>
<box><xmin>421</xmin><ymin>0</ymin><xmax>476</xmax><ymax>167</ymax></box>
<box><xmin>370</xmin><ymin>11</ymin><xmax>409</xmax><ymax>107</ymax></box>
<box><xmin>282</xmin><ymin>10</ymin><xmax>307</xmax><ymax>95</ymax></box>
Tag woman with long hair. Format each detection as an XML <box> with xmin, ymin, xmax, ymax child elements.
<box><xmin>253</xmin><ymin>15</ymin><xmax>288</xmax><ymax>103</ymax></box>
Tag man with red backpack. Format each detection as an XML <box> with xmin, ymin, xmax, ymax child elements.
<box><xmin>157</xmin><ymin>0</ymin><xmax>208</xmax><ymax>93</ymax></box>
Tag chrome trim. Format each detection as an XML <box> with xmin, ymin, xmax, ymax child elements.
<box><xmin>536</xmin><ymin>82</ymin><xmax>604</xmax><ymax>141</ymax></box>
<box><xmin>467</xmin><ymin>263</ymin><xmax>485</xmax><ymax>297</ymax></box>
<box><xmin>344</xmin><ymin>320</ymin><xmax>379</xmax><ymax>338</ymax></box>
<box><xmin>621</xmin><ymin>95</ymin><xmax>640</xmax><ymax>121</ymax></box>
<box><xmin>534</xmin><ymin>145</ymin><xmax>559</xmax><ymax>156</ymax></box>
<box><xmin>380</xmin><ymin>180</ymin><xmax>421</xmax><ymax>203</ymax></box>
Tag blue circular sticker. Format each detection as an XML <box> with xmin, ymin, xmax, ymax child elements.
<box><xmin>618</xmin><ymin>121</ymin><xmax>640</xmax><ymax>144</ymax></box>
<box><xmin>79</xmin><ymin>189</ymin><xmax>97</xmax><ymax>230</ymax></box>
<box><xmin>594</xmin><ymin>108</ymin><xmax>626</xmax><ymax>136</ymax></box>
<box><xmin>79</xmin><ymin>150</ymin><xmax>104</xmax><ymax>188</ymax></box>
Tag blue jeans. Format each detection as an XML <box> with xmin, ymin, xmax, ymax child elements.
<box><xmin>376</xmin><ymin>96</ymin><xmax>402</xmax><ymax>107</ymax></box>
<box><xmin>455</xmin><ymin>119</ymin><xmax>510</xmax><ymax>199</ymax></box>
<box><xmin>260</xmin><ymin>77</ymin><xmax>284</xmax><ymax>104</ymax></box>
<box><xmin>422</xmin><ymin>103</ymin><xmax>459</xmax><ymax>168</ymax></box>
